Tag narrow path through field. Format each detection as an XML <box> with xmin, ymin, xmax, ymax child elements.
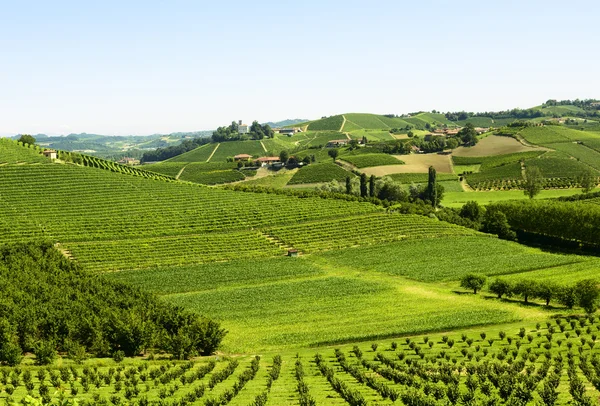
<box><xmin>175</xmin><ymin>165</ymin><xmax>187</xmax><ymax>180</ymax></box>
<box><xmin>260</xmin><ymin>141</ymin><xmax>267</xmax><ymax>152</ymax></box>
<box><xmin>339</xmin><ymin>115</ymin><xmax>347</xmax><ymax>132</ymax></box>
<box><xmin>460</xmin><ymin>178</ymin><xmax>473</xmax><ymax>191</ymax></box>
<box><xmin>344</xmin><ymin>132</ymin><xmax>351</xmax><ymax>140</ymax></box>
<box><xmin>206</xmin><ymin>143</ymin><xmax>220</xmax><ymax>162</ymax></box>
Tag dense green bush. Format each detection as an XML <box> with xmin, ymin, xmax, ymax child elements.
<box><xmin>0</xmin><ymin>242</ymin><xmax>226</xmax><ymax>364</ymax></box>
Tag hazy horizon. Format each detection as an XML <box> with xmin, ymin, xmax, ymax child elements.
<box><xmin>2</xmin><ymin>0</ymin><xmax>598</xmax><ymax>137</ymax></box>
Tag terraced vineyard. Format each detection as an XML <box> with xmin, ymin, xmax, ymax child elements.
<box><xmin>305</xmin><ymin>115</ymin><xmax>345</xmax><ymax>131</ymax></box>
<box><xmin>341</xmin><ymin>154</ymin><xmax>403</xmax><ymax>168</ymax></box>
<box><xmin>288</xmin><ymin>162</ymin><xmax>354</xmax><ymax>185</ymax></box>
<box><xmin>452</xmin><ymin>151</ymin><xmax>544</xmax><ymax>170</ymax></box>
<box><xmin>0</xmin><ymin>138</ymin><xmax>50</xmax><ymax>164</ymax></box>
<box><xmin>0</xmin><ymin>163</ymin><xmax>380</xmax><ymax>270</ymax></box>
<box><xmin>389</xmin><ymin>173</ymin><xmax>458</xmax><ymax>184</ymax></box>
<box><xmin>266</xmin><ymin>212</ymin><xmax>479</xmax><ymax>253</ymax></box>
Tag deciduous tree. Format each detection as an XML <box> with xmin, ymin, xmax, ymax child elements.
<box><xmin>460</xmin><ymin>274</ymin><xmax>487</xmax><ymax>294</ymax></box>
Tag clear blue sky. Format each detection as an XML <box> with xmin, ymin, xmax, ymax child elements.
<box><xmin>1</xmin><ymin>0</ymin><xmax>598</xmax><ymax>136</ymax></box>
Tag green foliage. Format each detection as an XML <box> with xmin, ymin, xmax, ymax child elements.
<box><xmin>491</xmin><ymin>200</ymin><xmax>600</xmax><ymax>246</ymax></box>
<box><xmin>0</xmin><ymin>241</ymin><xmax>225</xmax><ymax>360</ymax></box>
<box><xmin>460</xmin><ymin>274</ymin><xmax>487</xmax><ymax>294</ymax></box>
<box><xmin>327</xmin><ymin>148</ymin><xmax>339</xmax><ymax>161</ymax></box>
<box><xmin>17</xmin><ymin>134</ymin><xmax>36</xmax><ymax>145</ymax></box>
<box><xmin>523</xmin><ymin>165</ymin><xmax>544</xmax><ymax>198</ymax></box>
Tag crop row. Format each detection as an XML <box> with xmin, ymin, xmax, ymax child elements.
<box><xmin>0</xmin><ymin>164</ymin><xmax>379</xmax><ymax>246</ymax></box>
<box><xmin>288</xmin><ymin>162</ymin><xmax>355</xmax><ymax>185</ymax></box>
<box><xmin>67</xmin><ymin>231</ymin><xmax>284</xmax><ymax>271</ymax></box>
<box><xmin>341</xmin><ymin>154</ymin><xmax>403</xmax><ymax>169</ymax></box>
<box><xmin>265</xmin><ymin>212</ymin><xmax>478</xmax><ymax>253</ymax></box>
<box><xmin>0</xmin><ymin>139</ymin><xmax>50</xmax><ymax>164</ymax></box>
<box><xmin>4</xmin><ymin>315</ymin><xmax>600</xmax><ymax>404</ymax></box>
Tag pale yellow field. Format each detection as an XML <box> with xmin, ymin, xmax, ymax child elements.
<box><xmin>452</xmin><ymin>135</ymin><xmax>545</xmax><ymax>157</ymax></box>
<box><xmin>361</xmin><ymin>153</ymin><xmax>453</xmax><ymax>175</ymax></box>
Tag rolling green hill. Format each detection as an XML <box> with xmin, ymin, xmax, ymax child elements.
<box><xmin>0</xmin><ymin>138</ymin><xmax>51</xmax><ymax>164</ymax></box>
<box><xmin>6</xmin><ymin>130</ymin><xmax>600</xmax><ymax>404</ymax></box>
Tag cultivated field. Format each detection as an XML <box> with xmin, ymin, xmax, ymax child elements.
<box><xmin>361</xmin><ymin>153</ymin><xmax>453</xmax><ymax>176</ymax></box>
<box><xmin>452</xmin><ymin>135</ymin><xmax>544</xmax><ymax>157</ymax></box>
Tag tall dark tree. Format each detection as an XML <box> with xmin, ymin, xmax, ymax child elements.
<box><xmin>328</xmin><ymin>149</ymin><xmax>339</xmax><ymax>162</ymax></box>
<box><xmin>345</xmin><ymin>176</ymin><xmax>352</xmax><ymax>195</ymax></box>
<box><xmin>18</xmin><ymin>134</ymin><xmax>36</xmax><ymax>146</ymax></box>
<box><xmin>369</xmin><ymin>175</ymin><xmax>376</xmax><ymax>197</ymax></box>
<box><xmin>427</xmin><ymin>166</ymin><xmax>437</xmax><ymax>207</ymax></box>
<box><xmin>360</xmin><ymin>173</ymin><xmax>368</xmax><ymax>197</ymax></box>
<box><xmin>580</xmin><ymin>168</ymin><xmax>597</xmax><ymax>193</ymax></box>
<box><xmin>458</xmin><ymin>123</ymin><xmax>478</xmax><ymax>146</ymax></box>
<box><xmin>279</xmin><ymin>150</ymin><xmax>289</xmax><ymax>164</ymax></box>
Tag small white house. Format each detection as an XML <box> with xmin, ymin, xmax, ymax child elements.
<box><xmin>238</xmin><ymin>120</ymin><xmax>249</xmax><ymax>134</ymax></box>
<box><xmin>42</xmin><ymin>149</ymin><xmax>57</xmax><ymax>160</ymax></box>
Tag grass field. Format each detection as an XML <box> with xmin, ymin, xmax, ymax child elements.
<box><xmin>442</xmin><ymin>188</ymin><xmax>599</xmax><ymax>208</ymax></box>
<box><xmin>287</xmin><ymin>162</ymin><xmax>354</xmax><ymax>185</ymax></box>
<box><xmin>104</xmin><ymin>230</ymin><xmax>594</xmax><ymax>352</ymax></box>
<box><xmin>167</xmin><ymin>143</ymin><xmax>216</xmax><ymax>162</ymax></box>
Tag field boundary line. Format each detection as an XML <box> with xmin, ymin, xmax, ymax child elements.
<box><xmin>339</xmin><ymin>115</ymin><xmax>347</xmax><ymax>132</ymax></box>
<box><xmin>175</xmin><ymin>165</ymin><xmax>187</xmax><ymax>180</ymax></box>
<box><xmin>207</xmin><ymin>143</ymin><xmax>220</xmax><ymax>162</ymax></box>
<box><xmin>260</xmin><ymin>141</ymin><xmax>267</xmax><ymax>152</ymax></box>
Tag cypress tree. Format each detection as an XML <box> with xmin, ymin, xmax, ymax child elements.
<box><xmin>360</xmin><ymin>173</ymin><xmax>368</xmax><ymax>197</ymax></box>
<box><xmin>427</xmin><ymin>166</ymin><xmax>437</xmax><ymax>207</ymax></box>
<box><xmin>345</xmin><ymin>176</ymin><xmax>352</xmax><ymax>195</ymax></box>
<box><xmin>369</xmin><ymin>175</ymin><xmax>376</xmax><ymax>197</ymax></box>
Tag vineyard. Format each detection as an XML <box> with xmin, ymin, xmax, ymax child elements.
<box><xmin>463</xmin><ymin>162</ymin><xmax>523</xmax><ymax>190</ymax></box>
<box><xmin>287</xmin><ymin>162</ymin><xmax>354</xmax><ymax>185</ymax></box>
<box><xmin>0</xmin><ymin>163</ymin><xmax>380</xmax><ymax>270</ymax></box>
<box><xmin>341</xmin><ymin>154</ymin><xmax>404</xmax><ymax>169</ymax></box>
<box><xmin>452</xmin><ymin>151</ymin><xmax>544</xmax><ymax>170</ymax></box>
<box><xmin>265</xmin><ymin>213</ymin><xmax>480</xmax><ymax>253</ymax></box>
<box><xmin>0</xmin><ymin>139</ymin><xmax>50</xmax><ymax>164</ymax></box>
<box><xmin>306</xmin><ymin>115</ymin><xmax>345</xmax><ymax>131</ymax></box>
<box><xmin>388</xmin><ymin>173</ymin><xmax>458</xmax><ymax>184</ymax></box>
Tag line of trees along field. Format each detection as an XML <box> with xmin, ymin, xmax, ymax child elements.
<box><xmin>461</xmin><ymin>274</ymin><xmax>600</xmax><ymax>312</ymax></box>
<box><xmin>489</xmin><ymin>200</ymin><xmax>600</xmax><ymax>247</ymax></box>
<box><xmin>0</xmin><ymin>242</ymin><xmax>226</xmax><ymax>366</ymax></box>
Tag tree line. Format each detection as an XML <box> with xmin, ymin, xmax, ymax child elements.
<box><xmin>0</xmin><ymin>242</ymin><xmax>226</xmax><ymax>366</ymax></box>
<box><xmin>461</xmin><ymin>274</ymin><xmax>600</xmax><ymax>313</ymax></box>
<box><xmin>489</xmin><ymin>200</ymin><xmax>600</xmax><ymax>247</ymax></box>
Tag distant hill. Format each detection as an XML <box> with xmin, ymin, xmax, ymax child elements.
<box><xmin>262</xmin><ymin>119</ymin><xmax>308</xmax><ymax>128</ymax></box>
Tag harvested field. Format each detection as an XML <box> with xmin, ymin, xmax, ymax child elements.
<box><xmin>361</xmin><ymin>153</ymin><xmax>453</xmax><ymax>175</ymax></box>
<box><xmin>452</xmin><ymin>135</ymin><xmax>545</xmax><ymax>157</ymax></box>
